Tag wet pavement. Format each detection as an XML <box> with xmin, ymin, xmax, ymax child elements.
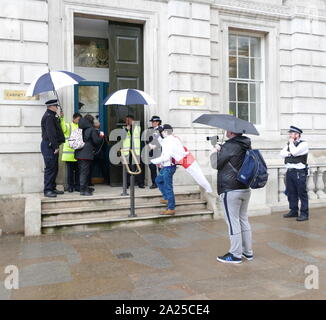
<box><xmin>1</xmin><ymin>208</ymin><xmax>326</xmax><ymax>300</ymax></box>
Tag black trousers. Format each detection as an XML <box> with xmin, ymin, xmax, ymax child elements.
<box><xmin>78</xmin><ymin>160</ymin><xmax>92</xmax><ymax>192</ymax></box>
<box><xmin>149</xmin><ymin>163</ymin><xmax>160</xmax><ymax>185</ymax></box>
<box><xmin>286</xmin><ymin>168</ymin><xmax>309</xmax><ymax>217</ymax></box>
<box><xmin>41</xmin><ymin>140</ymin><xmax>59</xmax><ymax>193</ymax></box>
<box><xmin>66</xmin><ymin>162</ymin><xmax>80</xmax><ymax>189</ymax></box>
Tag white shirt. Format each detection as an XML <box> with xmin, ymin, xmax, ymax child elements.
<box><xmin>280</xmin><ymin>140</ymin><xmax>309</xmax><ymax>169</ymax></box>
<box><xmin>151</xmin><ymin>135</ymin><xmax>187</xmax><ymax>167</ymax></box>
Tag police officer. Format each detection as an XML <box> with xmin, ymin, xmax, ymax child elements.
<box><xmin>41</xmin><ymin>99</ymin><xmax>65</xmax><ymax>198</ymax></box>
<box><xmin>147</xmin><ymin>116</ymin><xmax>163</xmax><ymax>189</ymax></box>
<box><xmin>280</xmin><ymin>126</ymin><xmax>309</xmax><ymax>221</ymax></box>
<box><xmin>122</xmin><ymin>115</ymin><xmax>145</xmax><ymax>188</ymax></box>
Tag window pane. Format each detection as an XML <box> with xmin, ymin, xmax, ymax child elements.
<box><xmin>229</xmin><ymin>82</ymin><xmax>236</xmax><ymax>101</ymax></box>
<box><xmin>229</xmin><ymin>102</ymin><xmax>236</xmax><ymax>116</ymax></box>
<box><xmin>238</xmin><ymin>36</ymin><xmax>249</xmax><ymax>57</ymax></box>
<box><xmin>237</xmin><ymin>83</ymin><xmax>248</xmax><ymax>102</ymax></box>
<box><xmin>238</xmin><ymin>103</ymin><xmax>249</xmax><ymax>121</ymax></box>
<box><xmin>250</xmin><ymin>83</ymin><xmax>260</xmax><ymax>103</ymax></box>
<box><xmin>229</xmin><ymin>35</ymin><xmax>237</xmax><ymax>55</ymax></box>
<box><xmin>238</xmin><ymin>57</ymin><xmax>249</xmax><ymax>79</ymax></box>
<box><xmin>250</xmin><ymin>37</ymin><xmax>261</xmax><ymax>57</ymax></box>
<box><xmin>229</xmin><ymin>56</ymin><xmax>237</xmax><ymax>78</ymax></box>
<box><xmin>250</xmin><ymin>103</ymin><xmax>256</xmax><ymax>124</ymax></box>
<box><xmin>250</xmin><ymin>58</ymin><xmax>261</xmax><ymax>80</ymax></box>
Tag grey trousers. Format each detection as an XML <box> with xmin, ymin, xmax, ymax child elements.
<box><xmin>220</xmin><ymin>189</ymin><xmax>253</xmax><ymax>259</ymax></box>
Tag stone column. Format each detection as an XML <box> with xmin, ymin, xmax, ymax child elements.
<box><xmin>307</xmin><ymin>167</ymin><xmax>318</xmax><ymax>200</ymax></box>
<box><xmin>278</xmin><ymin>168</ymin><xmax>287</xmax><ymax>202</ymax></box>
<box><xmin>316</xmin><ymin>167</ymin><xmax>326</xmax><ymax>199</ymax></box>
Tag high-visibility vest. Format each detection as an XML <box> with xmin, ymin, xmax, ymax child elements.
<box><xmin>122</xmin><ymin>125</ymin><xmax>141</xmax><ymax>156</ymax></box>
<box><xmin>60</xmin><ymin>118</ymin><xmax>79</xmax><ymax>162</ymax></box>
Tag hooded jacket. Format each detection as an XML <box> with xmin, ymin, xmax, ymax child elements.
<box><xmin>210</xmin><ymin>135</ymin><xmax>251</xmax><ymax>195</ymax></box>
<box><xmin>75</xmin><ymin>118</ymin><xmax>103</xmax><ymax>161</ymax></box>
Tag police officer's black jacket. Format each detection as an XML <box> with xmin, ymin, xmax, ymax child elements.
<box><xmin>210</xmin><ymin>135</ymin><xmax>251</xmax><ymax>195</ymax></box>
<box><xmin>41</xmin><ymin>109</ymin><xmax>65</xmax><ymax>150</ymax></box>
<box><xmin>75</xmin><ymin>118</ymin><xmax>103</xmax><ymax>161</ymax></box>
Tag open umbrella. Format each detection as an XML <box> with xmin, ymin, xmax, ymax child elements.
<box><xmin>26</xmin><ymin>70</ymin><xmax>85</xmax><ymax>110</ymax></box>
<box><xmin>103</xmin><ymin>89</ymin><xmax>156</xmax><ymax>106</ymax></box>
<box><xmin>193</xmin><ymin>114</ymin><xmax>260</xmax><ymax>135</ymax></box>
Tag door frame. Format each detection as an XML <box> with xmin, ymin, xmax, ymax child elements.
<box><xmin>62</xmin><ymin>4</ymin><xmax>159</xmax><ymax>127</ymax></box>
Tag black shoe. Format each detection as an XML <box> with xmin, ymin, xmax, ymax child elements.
<box><xmin>89</xmin><ymin>183</ymin><xmax>94</xmax><ymax>187</ymax></box>
<box><xmin>138</xmin><ymin>184</ymin><xmax>145</xmax><ymax>189</ymax></box>
<box><xmin>216</xmin><ymin>252</ymin><xmax>242</xmax><ymax>264</ymax></box>
<box><xmin>74</xmin><ymin>188</ymin><xmax>80</xmax><ymax>192</ymax></box>
<box><xmin>296</xmin><ymin>216</ymin><xmax>309</xmax><ymax>222</ymax></box>
<box><xmin>88</xmin><ymin>187</ymin><xmax>95</xmax><ymax>193</ymax></box>
<box><xmin>80</xmin><ymin>191</ymin><xmax>93</xmax><ymax>196</ymax></box>
<box><xmin>150</xmin><ymin>184</ymin><xmax>158</xmax><ymax>189</ymax></box>
<box><xmin>242</xmin><ymin>253</ymin><xmax>254</xmax><ymax>261</ymax></box>
<box><xmin>53</xmin><ymin>189</ymin><xmax>64</xmax><ymax>195</ymax></box>
<box><xmin>283</xmin><ymin>211</ymin><xmax>298</xmax><ymax>218</ymax></box>
<box><xmin>68</xmin><ymin>187</ymin><xmax>74</xmax><ymax>193</ymax></box>
<box><xmin>44</xmin><ymin>191</ymin><xmax>57</xmax><ymax>198</ymax></box>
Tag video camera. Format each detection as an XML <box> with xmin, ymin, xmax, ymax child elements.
<box><xmin>206</xmin><ymin>136</ymin><xmax>219</xmax><ymax>146</ymax></box>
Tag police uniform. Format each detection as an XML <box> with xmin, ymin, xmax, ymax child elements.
<box><xmin>122</xmin><ymin>121</ymin><xmax>145</xmax><ymax>188</ymax></box>
<box><xmin>280</xmin><ymin>126</ymin><xmax>309</xmax><ymax>221</ymax></box>
<box><xmin>147</xmin><ymin>116</ymin><xmax>163</xmax><ymax>189</ymax></box>
<box><xmin>41</xmin><ymin>99</ymin><xmax>65</xmax><ymax>197</ymax></box>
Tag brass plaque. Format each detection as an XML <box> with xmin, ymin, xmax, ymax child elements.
<box><xmin>4</xmin><ymin>90</ymin><xmax>39</xmax><ymax>101</ymax></box>
<box><xmin>179</xmin><ymin>96</ymin><xmax>205</xmax><ymax>106</ymax></box>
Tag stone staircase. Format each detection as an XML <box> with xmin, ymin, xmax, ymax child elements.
<box><xmin>41</xmin><ymin>189</ymin><xmax>214</xmax><ymax>234</ymax></box>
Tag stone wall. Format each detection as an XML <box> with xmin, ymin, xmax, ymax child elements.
<box><xmin>0</xmin><ymin>0</ymin><xmax>49</xmax><ymax>195</ymax></box>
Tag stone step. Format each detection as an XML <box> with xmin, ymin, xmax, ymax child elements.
<box><xmin>41</xmin><ymin>191</ymin><xmax>201</xmax><ymax>210</ymax></box>
<box><xmin>41</xmin><ymin>209</ymin><xmax>214</xmax><ymax>234</ymax></box>
<box><xmin>42</xmin><ymin>200</ymin><xmax>207</xmax><ymax>223</ymax></box>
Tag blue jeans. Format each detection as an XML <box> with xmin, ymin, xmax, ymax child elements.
<box><xmin>155</xmin><ymin>166</ymin><xmax>177</xmax><ymax>210</ymax></box>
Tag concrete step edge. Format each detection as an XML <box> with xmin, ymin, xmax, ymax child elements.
<box><xmin>41</xmin><ymin>210</ymin><xmax>214</xmax><ymax>228</ymax></box>
<box><xmin>41</xmin><ymin>200</ymin><xmax>208</xmax><ymax>215</ymax></box>
<box><xmin>41</xmin><ymin>190</ymin><xmax>201</xmax><ymax>204</ymax></box>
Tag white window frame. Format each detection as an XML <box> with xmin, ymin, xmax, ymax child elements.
<box><xmin>219</xmin><ymin>16</ymin><xmax>280</xmax><ymax>135</ymax></box>
<box><xmin>228</xmin><ymin>30</ymin><xmax>265</xmax><ymax>125</ymax></box>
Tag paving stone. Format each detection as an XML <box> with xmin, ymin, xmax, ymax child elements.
<box><xmin>20</xmin><ymin>261</ymin><xmax>72</xmax><ymax>288</ymax></box>
<box><xmin>20</xmin><ymin>241</ymin><xmax>80</xmax><ymax>265</ymax></box>
<box><xmin>112</xmin><ymin>246</ymin><xmax>173</xmax><ymax>269</ymax></box>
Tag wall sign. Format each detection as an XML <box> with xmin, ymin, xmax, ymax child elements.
<box><xmin>179</xmin><ymin>96</ymin><xmax>205</xmax><ymax>106</ymax></box>
<box><xmin>3</xmin><ymin>90</ymin><xmax>39</xmax><ymax>101</ymax></box>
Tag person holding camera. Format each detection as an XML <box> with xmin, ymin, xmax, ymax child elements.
<box><xmin>280</xmin><ymin>126</ymin><xmax>309</xmax><ymax>221</ymax></box>
<box><xmin>210</xmin><ymin>131</ymin><xmax>253</xmax><ymax>264</ymax></box>
<box><xmin>75</xmin><ymin>114</ymin><xmax>104</xmax><ymax>196</ymax></box>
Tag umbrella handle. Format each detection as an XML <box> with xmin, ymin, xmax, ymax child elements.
<box><xmin>53</xmin><ymin>90</ymin><xmax>63</xmax><ymax>112</ymax></box>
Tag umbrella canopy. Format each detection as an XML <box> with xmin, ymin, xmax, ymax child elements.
<box><xmin>104</xmin><ymin>89</ymin><xmax>156</xmax><ymax>105</ymax></box>
<box><xmin>193</xmin><ymin>114</ymin><xmax>260</xmax><ymax>136</ymax></box>
<box><xmin>26</xmin><ymin>71</ymin><xmax>85</xmax><ymax>97</ymax></box>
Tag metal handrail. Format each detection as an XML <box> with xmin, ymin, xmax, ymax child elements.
<box><xmin>120</xmin><ymin>149</ymin><xmax>142</xmax><ymax>175</ymax></box>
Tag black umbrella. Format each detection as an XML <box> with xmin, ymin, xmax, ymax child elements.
<box><xmin>193</xmin><ymin>114</ymin><xmax>260</xmax><ymax>136</ymax></box>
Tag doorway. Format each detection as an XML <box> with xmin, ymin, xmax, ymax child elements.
<box><xmin>73</xmin><ymin>16</ymin><xmax>144</xmax><ymax>186</ymax></box>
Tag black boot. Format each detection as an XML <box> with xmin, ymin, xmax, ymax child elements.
<box><xmin>53</xmin><ymin>189</ymin><xmax>64</xmax><ymax>195</ymax></box>
<box><xmin>283</xmin><ymin>211</ymin><xmax>298</xmax><ymax>218</ymax></box>
<box><xmin>296</xmin><ymin>215</ymin><xmax>309</xmax><ymax>222</ymax></box>
<box><xmin>44</xmin><ymin>191</ymin><xmax>57</xmax><ymax>198</ymax></box>
<box><xmin>150</xmin><ymin>184</ymin><xmax>158</xmax><ymax>189</ymax></box>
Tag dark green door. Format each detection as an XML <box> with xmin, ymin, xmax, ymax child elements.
<box><xmin>108</xmin><ymin>21</ymin><xmax>144</xmax><ymax>186</ymax></box>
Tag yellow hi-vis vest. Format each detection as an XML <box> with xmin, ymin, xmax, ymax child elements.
<box><xmin>122</xmin><ymin>125</ymin><xmax>141</xmax><ymax>156</ymax></box>
<box><xmin>60</xmin><ymin>117</ymin><xmax>79</xmax><ymax>162</ymax></box>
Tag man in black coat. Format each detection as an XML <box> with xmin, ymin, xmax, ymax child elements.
<box><xmin>75</xmin><ymin>114</ymin><xmax>104</xmax><ymax>196</ymax></box>
<box><xmin>41</xmin><ymin>99</ymin><xmax>65</xmax><ymax>198</ymax></box>
<box><xmin>210</xmin><ymin>132</ymin><xmax>253</xmax><ymax>264</ymax></box>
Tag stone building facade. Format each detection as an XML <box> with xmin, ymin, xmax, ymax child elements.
<box><xmin>1</xmin><ymin>0</ymin><xmax>326</xmax><ymax>223</ymax></box>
